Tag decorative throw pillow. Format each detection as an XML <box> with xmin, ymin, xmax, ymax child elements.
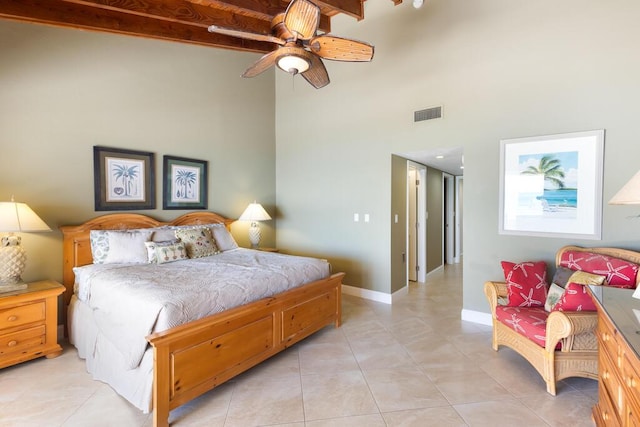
<box><xmin>210</xmin><ymin>225</ymin><xmax>238</xmax><ymax>251</ymax></box>
<box><xmin>544</xmin><ymin>283</ymin><xmax>565</xmax><ymax>312</ymax></box>
<box><xmin>102</xmin><ymin>230</ymin><xmax>153</xmax><ymax>264</ymax></box>
<box><xmin>90</xmin><ymin>230</ymin><xmax>110</xmax><ymax>264</ymax></box>
<box><xmin>145</xmin><ymin>240</ymin><xmax>188</xmax><ymax>264</ymax></box>
<box><xmin>151</xmin><ymin>227</ymin><xmax>178</xmax><ymax>242</ymax></box>
<box><xmin>501</xmin><ymin>261</ymin><xmax>548</xmax><ymax>307</ymax></box>
<box><xmin>551</xmin><ymin>266</ymin><xmax>575</xmax><ymax>288</ymax></box>
<box><xmin>567</xmin><ymin>270</ymin><xmax>606</xmax><ymax>286</ymax></box>
<box><xmin>558</xmin><ymin>250</ymin><xmax>639</xmax><ymax>289</ymax></box>
<box><xmin>552</xmin><ymin>282</ymin><xmax>597</xmax><ymax>312</ymax></box>
<box><xmin>175</xmin><ymin>227</ymin><xmax>219</xmax><ymax>258</ymax></box>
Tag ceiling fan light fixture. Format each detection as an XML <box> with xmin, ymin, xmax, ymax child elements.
<box><xmin>277</xmin><ymin>54</ymin><xmax>310</xmax><ymax>74</ymax></box>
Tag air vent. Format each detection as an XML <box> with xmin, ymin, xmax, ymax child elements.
<box><xmin>414</xmin><ymin>106</ymin><xmax>442</xmax><ymax>122</ymax></box>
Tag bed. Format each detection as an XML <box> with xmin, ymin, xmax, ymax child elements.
<box><xmin>60</xmin><ymin>211</ymin><xmax>344</xmax><ymax>427</ymax></box>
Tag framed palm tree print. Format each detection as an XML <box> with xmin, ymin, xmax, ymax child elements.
<box><xmin>499</xmin><ymin>130</ymin><xmax>604</xmax><ymax>239</ymax></box>
<box><xmin>93</xmin><ymin>146</ymin><xmax>156</xmax><ymax>211</ymax></box>
<box><xmin>163</xmin><ymin>155</ymin><xmax>208</xmax><ymax>209</ymax></box>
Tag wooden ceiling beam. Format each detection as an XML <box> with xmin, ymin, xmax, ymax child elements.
<box><xmin>315</xmin><ymin>0</ymin><xmax>363</xmax><ymax>20</ymax></box>
<box><xmin>0</xmin><ymin>0</ymin><xmax>275</xmax><ymax>53</ymax></box>
<box><xmin>191</xmin><ymin>0</ymin><xmax>332</xmax><ymax>33</ymax></box>
<box><xmin>63</xmin><ymin>0</ymin><xmax>273</xmax><ymax>34</ymax></box>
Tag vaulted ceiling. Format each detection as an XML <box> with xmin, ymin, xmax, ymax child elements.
<box><xmin>0</xmin><ymin>0</ymin><xmax>394</xmax><ymax>54</ymax></box>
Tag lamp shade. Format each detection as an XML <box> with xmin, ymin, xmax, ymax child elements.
<box><xmin>609</xmin><ymin>171</ymin><xmax>640</xmax><ymax>205</ymax></box>
<box><xmin>238</xmin><ymin>202</ymin><xmax>272</xmax><ymax>222</ymax></box>
<box><xmin>0</xmin><ymin>201</ymin><xmax>51</xmax><ymax>232</ymax></box>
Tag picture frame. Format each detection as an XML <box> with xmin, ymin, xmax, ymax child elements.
<box><xmin>499</xmin><ymin>130</ymin><xmax>605</xmax><ymax>240</ymax></box>
<box><xmin>93</xmin><ymin>146</ymin><xmax>155</xmax><ymax>211</ymax></box>
<box><xmin>162</xmin><ymin>155</ymin><xmax>208</xmax><ymax>210</ymax></box>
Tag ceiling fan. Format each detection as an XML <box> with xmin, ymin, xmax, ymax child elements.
<box><xmin>207</xmin><ymin>0</ymin><xmax>374</xmax><ymax>89</ymax></box>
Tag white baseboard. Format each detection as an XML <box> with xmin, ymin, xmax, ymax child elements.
<box><xmin>460</xmin><ymin>309</ymin><xmax>493</xmax><ymax>326</ymax></box>
<box><xmin>342</xmin><ymin>284</ymin><xmax>408</xmax><ymax>305</ymax></box>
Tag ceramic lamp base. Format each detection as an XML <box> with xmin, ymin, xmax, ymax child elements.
<box><xmin>248</xmin><ymin>222</ymin><xmax>261</xmax><ymax>248</ymax></box>
<box><xmin>0</xmin><ymin>239</ymin><xmax>27</xmax><ymax>288</ymax></box>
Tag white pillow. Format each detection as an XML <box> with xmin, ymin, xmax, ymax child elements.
<box><xmin>210</xmin><ymin>225</ymin><xmax>238</xmax><ymax>251</ymax></box>
<box><xmin>99</xmin><ymin>230</ymin><xmax>153</xmax><ymax>264</ymax></box>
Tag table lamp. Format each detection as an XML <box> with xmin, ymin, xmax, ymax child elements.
<box><xmin>609</xmin><ymin>171</ymin><xmax>640</xmax><ymax>299</ymax></box>
<box><xmin>0</xmin><ymin>197</ymin><xmax>51</xmax><ymax>292</ymax></box>
<box><xmin>238</xmin><ymin>201</ymin><xmax>272</xmax><ymax>248</ymax></box>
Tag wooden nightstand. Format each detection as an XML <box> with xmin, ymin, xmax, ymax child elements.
<box><xmin>0</xmin><ymin>280</ymin><xmax>64</xmax><ymax>369</ymax></box>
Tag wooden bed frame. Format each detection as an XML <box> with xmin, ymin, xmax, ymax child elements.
<box><xmin>60</xmin><ymin>212</ymin><xmax>344</xmax><ymax>427</ymax></box>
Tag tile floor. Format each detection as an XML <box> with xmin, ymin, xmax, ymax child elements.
<box><xmin>0</xmin><ymin>264</ymin><xmax>597</xmax><ymax>426</ymax></box>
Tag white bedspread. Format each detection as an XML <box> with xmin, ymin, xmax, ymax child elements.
<box><xmin>73</xmin><ymin>248</ymin><xmax>330</xmax><ymax>370</ymax></box>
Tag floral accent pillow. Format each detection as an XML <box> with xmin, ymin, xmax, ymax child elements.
<box><xmin>175</xmin><ymin>227</ymin><xmax>219</xmax><ymax>258</ymax></box>
<box><xmin>544</xmin><ymin>283</ymin><xmax>565</xmax><ymax>312</ymax></box>
<box><xmin>145</xmin><ymin>240</ymin><xmax>188</xmax><ymax>264</ymax></box>
<box><xmin>552</xmin><ymin>282</ymin><xmax>597</xmax><ymax>312</ymax></box>
<box><xmin>501</xmin><ymin>261</ymin><xmax>548</xmax><ymax>307</ymax></box>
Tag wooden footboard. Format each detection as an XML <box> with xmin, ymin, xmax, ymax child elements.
<box><xmin>61</xmin><ymin>212</ymin><xmax>344</xmax><ymax>427</ymax></box>
<box><xmin>147</xmin><ymin>272</ymin><xmax>343</xmax><ymax>427</ymax></box>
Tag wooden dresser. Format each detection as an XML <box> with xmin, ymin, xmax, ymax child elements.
<box><xmin>0</xmin><ymin>280</ymin><xmax>64</xmax><ymax>369</ymax></box>
<box><xmin>591</xmin><ymin>286</ymin><xmax>640</xmax><ymax>426</ymax></box>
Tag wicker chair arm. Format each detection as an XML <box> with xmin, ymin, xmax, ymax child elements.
<box><xmin>545</xmin><ymin>311</ymin><xmax>598</xmax><ymax>352</ymax></box>
<box><xmin>484</xmin><ymin>281</ymin><xmax>508</xmax><ymax>316</ymax></box>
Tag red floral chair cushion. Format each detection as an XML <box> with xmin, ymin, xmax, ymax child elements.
<box><xmin>552</xmin><ymin>282</ymin><xmax>597</xmax><ymax>312</ymax></box>
<box><xmin>501</xmin><ymin>261</ymin><xmax>548</xmax><ymax>307</ymax></box>
<box><xmin>558</xmin><ymin>250</ymin><xmax>639</xmax><ymax>289</ymax></box>
<box><xmin>495</xmin><ymin>306</ymin><xmax>551</xmax><ymax>348</ymax></box>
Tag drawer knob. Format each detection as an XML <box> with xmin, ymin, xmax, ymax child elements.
<box><xmin>627</xmin><ymin>377</ymin><xmax>637</xmax><ymax>388</ymax></box>
<box><xmin>7</xmin><ymin>340</ymin><xmax>17</xmax><ymax>347</ymax></box>
<box><xmin>7</xmin><ymin>315</ymin><xmax>17</xmax><ymax>322</ymax></box>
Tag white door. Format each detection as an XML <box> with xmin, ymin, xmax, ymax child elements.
<box><xmin>408</xmin><ymin>168</ymin><xmax>418</xmax><ymax>281</ymax></box>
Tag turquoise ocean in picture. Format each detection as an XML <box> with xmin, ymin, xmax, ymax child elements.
<box><xmin>538</xmin><ymin>189</ymin><xmax>577</xmax><ymax>207</ymax></box>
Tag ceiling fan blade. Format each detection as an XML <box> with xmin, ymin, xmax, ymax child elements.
<box><xmin>242</xmin><ymin>50</ymin><xmax>279</xmax><ymax>78</ymax></box>
<box><xmin>309</xmin><ymin>35</ymin><xmax>374</xmax><ymax>61</ymax></box>
<box><xmin>302</xmin><ymin>55</ymin><xmax>330</xmax><ymax>89</ymax></box>
<box><xmin>208</xmin><ymin>25</ymin><xmax>285</xmax><ymax>46</ymax></box>
<box><xmin>284</xmin><ymin>0</ymin><xmax>320</xmax><ymax>40</ymax></box>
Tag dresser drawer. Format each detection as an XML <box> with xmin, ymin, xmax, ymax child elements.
<box><xmin>598</xmin><ymin>372</ymin><xmax>623</xmax><ymax>427</ymax></box>
<box><xmin>0</xmin><ymin>325</ymin><xmax>45</xmax><ymax>356</ymax></box>
<box><xmin>0</xmin><ymin>301</ymin><xmax>45</xmax><ymax>331</ymax></box>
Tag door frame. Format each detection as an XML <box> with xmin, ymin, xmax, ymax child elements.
<box><xmin>443</xmin><ymin>172</ymin><xmax>455</xmax><ymax>265</ymax></box>
<box><xmin>454</xmin><ymin>175</ymin><xmax>463</xmax><ymax>263</ymax></box>
<box><xmin>407</xmin><ymin>161</ymin><xmax>427</xmax><ymax>282</ymax></box>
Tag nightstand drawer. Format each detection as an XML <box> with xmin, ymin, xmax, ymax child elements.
<box><xmin>0</xmin><ymin>301</ymin><xmax>45</xmax><ymax>331</ymax></box>
<box><xmin>0</xmin><ymin>325</ymin><xmax>45</xmax><ymax>356</ymax></box>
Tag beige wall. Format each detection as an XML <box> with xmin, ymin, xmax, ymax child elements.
<box><xmin>390</xmin><ymin>155</ymin><xmax>408</xmax><ymax>293</ymax></box>
<box><xmin>275</xmin><ymin>0</ymin><xmax>640</xmax><ymax>314</ymax></box>
<box><xmin>0</xmin><ymin>20</ymin><xmax>276</xmax><ymax>284</ymax></box>
<box><xmin>4</xmin><ymin>0</ymin><xmax>640</xmax><ymax>318</ymax></box>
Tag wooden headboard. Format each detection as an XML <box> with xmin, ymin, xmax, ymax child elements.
<box><xmin>59</xmin><ymin>212</ymin><xmax>234</xmax><ymax>307</ymax></box>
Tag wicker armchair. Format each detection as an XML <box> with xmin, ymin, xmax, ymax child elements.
<box><xmin>484</xmin><ymin>280</ymin><xmax>598</xmax><ymax>395</ymax></box>
<box><xmin>485</xmin><ymin>245</ymin><xmax>640</xmax><ymax>394</ymax></box>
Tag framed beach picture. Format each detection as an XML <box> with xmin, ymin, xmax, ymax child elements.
<box><xmin>93</xmin><ymin>146</ymin><xmax>155</xmax><ymax>211</ymax></box>
<box><xmin>162</xmin><ymin>155</ymin><xmax>208</xmax><ymax>210</ymax></box>
<box><xmin>499</xmin><ymin>130</ymin><xmax>605</xmax><ymax>239</ymax></box>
